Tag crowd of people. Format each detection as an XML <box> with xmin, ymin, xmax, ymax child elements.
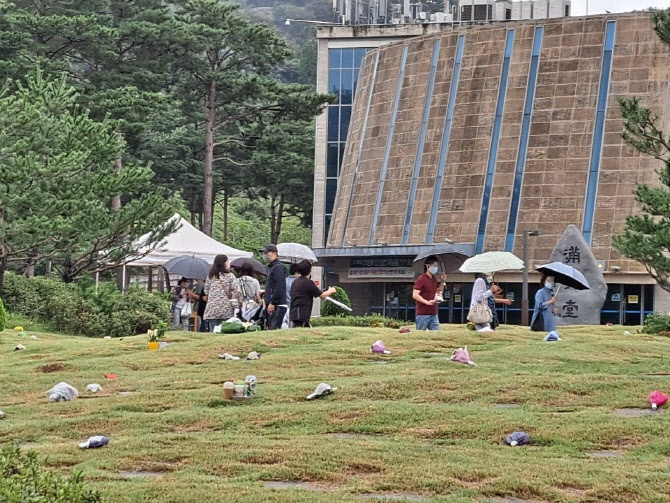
<box><xmin>412</xmin><ymin>255</ymin><xmax>560</xmax><ymax>339</ymax></box>
<box><xmin>171</xmin><ymin>244</ymin><xmax>337</xmax><ymax>332</ymax></box>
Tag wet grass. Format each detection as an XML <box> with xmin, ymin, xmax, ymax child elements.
<box><xmin>1</xmin><ymin>324</ymin><xmax>670</xmax><ymax>502</ymax></box>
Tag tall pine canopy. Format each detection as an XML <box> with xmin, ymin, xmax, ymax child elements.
<box><xmin>0</xmin><ymin>71</ymin><xmax>177</xmax><ymax>286</ymax></box>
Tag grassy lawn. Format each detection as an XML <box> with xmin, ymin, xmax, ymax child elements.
<box><xmin>1</xmin><ymin>324</ymin><xmax>670</xmax><ymax>502</ymax></box>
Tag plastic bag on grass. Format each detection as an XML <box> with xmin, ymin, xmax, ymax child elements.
<box><xmin>46</xmin><ymin>382</ymin><xmax>79</xmax><ymax>402</ymax></box>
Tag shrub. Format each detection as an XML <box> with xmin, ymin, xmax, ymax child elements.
<box><xmin>1</xmin><ymin>272</ymin><xmax>170</xmax><ymax>338</ymax></box>
<box><xmin>320</xmin><ymin>286</ymin><xmax>352</xmax><ymax>317</ymax></box>
<box><xmin>641</xmin><ymin>312</ymin><xmax>670</xmax><ymax>334</ymax></box>
<box><xmin>0</xmin><ymin>443</ymin><xmax>100</xmax><ymax>503</ymax></box>
<box><xmin>0</xmin><ymin>297</ymin><xmax>6</xmax><ymax>331</ymax></box>
<box><xmin>312</xmin><ymin>314</ymin><xmax>402</xmax><ymax>329</ymax></box>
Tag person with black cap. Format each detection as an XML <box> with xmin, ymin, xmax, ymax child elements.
<box><xmin>263</xmin><ymin>244</ymin><xmax>287</xmax><ymax>330</ymax></box>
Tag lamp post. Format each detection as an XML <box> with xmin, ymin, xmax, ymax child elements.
<box><xmin>521</xmin><ymin>230</ymin><xmax>541</xmax><ymax>326</ymax></box>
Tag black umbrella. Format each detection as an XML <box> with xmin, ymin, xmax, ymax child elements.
<box><xmin>230</xmin><ymin>257</ymin><xmax>268</xmax><ymax>277</ymax></box>
<box><xmin>535</xmin><ymin>262</ymin><xmax>590</xmax><ymax>290</ymax></box>
<box><xmin>163</xmin><ymin>255</ymin><xmax>210</xmax><ymax>280</ymax></box>
<box><xmin>412</xmin><ymin>245</ymin><xmax>470</xmax><ymax>275</ymax></box>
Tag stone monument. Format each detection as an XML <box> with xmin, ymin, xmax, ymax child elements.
<box><xmin>546</xmin><ymin>225</ymin><xmax>607</xmax><ymax>326</ymax></box>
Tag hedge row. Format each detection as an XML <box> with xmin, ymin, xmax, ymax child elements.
<box><xmin>1</xmin><ymin>273</ymin><xmax>170</xmax><ymax>338</ymax></box>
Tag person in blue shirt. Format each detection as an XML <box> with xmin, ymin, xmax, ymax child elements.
<box><xmin>531</xmin><ymin>275</ymin><xmax>560</xmax><ymax>340</ymax></box>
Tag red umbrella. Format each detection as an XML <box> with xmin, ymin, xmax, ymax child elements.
<box><xmin>649</xmin><ymin>390</ymin><xmax>668</xmax><ymax>410</ymax></box>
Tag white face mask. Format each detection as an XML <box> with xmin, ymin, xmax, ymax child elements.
<box><xmin>545</xmin><ymin>282</ymin><xmax>554</xmax><ymax>290</ymax></box>
<box><xmin>428</xmin><ymin>266</ymin><xmax>438</xmax><ymax>275</ymax></box>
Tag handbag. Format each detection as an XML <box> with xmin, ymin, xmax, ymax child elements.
<box><xmin>531</xmin><ymin>311</ymin><xmax>544</xmax><ymax>332</ymax></box>
<box><xmin>467</xmin><ymin>302</ymin><xmax>493</xmax><ymax>324</ymax></box>
<box><xmin>181</xmin><ymin>302</ymin><xmax>192</xmax><ymax>317</ymax></box>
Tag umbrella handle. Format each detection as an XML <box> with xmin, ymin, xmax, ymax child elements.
<box><xmin>554</xmin><ymin>285</ymin><xmax>561</xmax><ymax>296</ymax></box>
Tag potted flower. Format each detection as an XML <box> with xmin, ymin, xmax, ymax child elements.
<box><xmin>147</xmin><ymin>329</ymin><xmax>161</xmax><ymax>351</ymax></box>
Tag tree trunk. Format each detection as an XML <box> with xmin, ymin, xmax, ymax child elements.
<box><xmin>269</xmin><ymin>195</ymin><xmax>277</xmax><ymax>244</ymax></box>
<box><xmin>222</xmin><ymin>189</ymin><xmax>229</xmax><ymax>241</ymax></box>
<box><xmin>112</xmin><ymin>132</ymin><xmax>123</xmax><ymax>290</ymax></box>
<box><xmin>190</xmin><ymin>211</ymin><xmax>196</xmax><ymax>226</ymax></box>
<box><xmin>271</xmin><ymin>195</ymin><xmax>285</xmax><ymax>245</ymax></box>
<box><xmin>202</xmin><ymin>80</ymin><xmax>217</xmax><ymax>237</ymax></box>
<box><xmin>148</xmin><ymin>267</ymin><xmax>153</xmax><ymax>292</ymax></box>
<box><xmin>0</xmin><ymin>257</ymin><xmax>6</xmax><ymax>296</ymax></box>
<box><xmin>157</xmin><ymin>266</ymin><xmax>165</xmax><ymax>293</ymax></box>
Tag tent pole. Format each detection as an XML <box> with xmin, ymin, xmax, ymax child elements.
<box><xmin>95</xmin><ymin>272</ymin><xmax>99</xmax><ymax>293</ymax></box>
<box><xmin>122</xmin><ymin>265</ymin><xmax>126</xmax><ymax>293</ymax></box>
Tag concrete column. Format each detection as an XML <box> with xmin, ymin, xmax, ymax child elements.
<box><xmin>312</xmin><ymin>38</ymin><xmax>330</xmax><ymax>249</ymax></box>
<box><xmin>654</xmin><ymin>284</ymin><xmax>670</xmax><ymax>314</ymax></box>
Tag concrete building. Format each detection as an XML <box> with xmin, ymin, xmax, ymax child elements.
<box><xmin>312</xmin><ymin>12</ymin><xmax>670</xmax><ymax>325</ymax></box>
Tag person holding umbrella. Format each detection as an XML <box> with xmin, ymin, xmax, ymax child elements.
<box><xmin>412</xmin><ymin>256</ymin><xmax>447</xmax><ymax>331</ymax></box>
<box><xmin>531</xmin><ymin>275</ymin><xmax>560</xmax><ymax>340</ymax></box>
<box><xmin>172</xmin><ymin>277</ymin><xmax>192</xmax><ymax>331</ymax></box>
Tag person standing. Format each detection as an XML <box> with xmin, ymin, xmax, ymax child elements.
<box><xmin>263</xmin><ymin>244</ymin><xmax>287</xmax><ymax>330</ymax></box>
<box><xmin>289</xmin><ymin>260</ymin><xmax>337</xmax><ymax>327</ymax></box>
<box><xmin>531</xmin><ymin>274</ymin><xmax>561</xmax><ymax>340</ymax></box>
<box><xmin>193</xmin><ymin>279</ymin><xmax>207</xmax><ymax>332</ymax></box>
<box><xmin>412</xmin><ymin>256</ymin><xmax>447</xmax><ymax>331</ymax></box>
<box><xmin>172</xmin><ymin>277</ymin><xmax>192</xmax><ymax>331</ymax></box>
<box><xmin>203</xmin><ymin>254</ymin><xmax>243</xmax><ymax>332</ymax></box>
<box><xmin>282</xmin><ymin>262</ymin><xmax>299</xmax><ymax>329</ymax></box>
<box><xmin>238</xmin><ymin>261</ymin><xmax>262</xmax><ymax>321</ymax></box>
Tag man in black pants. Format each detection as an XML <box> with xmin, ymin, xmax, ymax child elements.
<box><xmin>263</xmin><ymin>244</ymin><xmax>287</xmax><ymax>330</ymax></box>
<box><xmin>289</xmin><ymin>260</ymin><xmax>337</xmax><ymax>328</ymax></box>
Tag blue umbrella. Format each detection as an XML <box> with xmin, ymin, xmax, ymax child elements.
<box><xmin>534</xmin><ymin>262</ymin><xmax>590</xmax><ymax>290</ymax></box>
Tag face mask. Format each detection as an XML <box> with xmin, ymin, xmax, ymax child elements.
<box><xmin>545</xmin><ymin>282</ymin><xmax>554</xmax><ymax>290</ymax></box>
<box><xmin>428</xmin><ymin>266</ymin><xmax>438</xmax><ymax>275</ymax></box>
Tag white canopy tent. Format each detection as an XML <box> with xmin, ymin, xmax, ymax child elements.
<box><xmin>126</xmin><ymin>213</ymin><xmax>253</xmax><ymax>266</ymax></box>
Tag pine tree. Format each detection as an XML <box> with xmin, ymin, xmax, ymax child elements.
<box><xmin>0</xmin><ymin>71</ymin><xmax>177</xmax><ymax>289</ymax></box>
<box><xmin>167</xmin><ymin>0</ymin><xmax>331</xmax><ymax>235</ymax></box>
<box><xmin>613</xmin><ymin>10</ymin><xmax>670</xmax><ymax>292</ymax></box>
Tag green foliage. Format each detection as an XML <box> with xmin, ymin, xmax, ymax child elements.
<box><xmin>311</xmin><ymin>314</ymin><xmax>402</xmax><ymax>328</ymax></box>
<box><xmin>640</xmin><ymin>312</ymin><xmax>670</xmax><ymax>334</ymax></box>
<box><xmin>2</xmin><ymin>273</ymin><xmax>170</xmax><ymax>338</ymax></box>
<box><xmin>0</xmin><ymin>70</ymin><xmax>178</xmax><ymax>282</ymax></box>
<box><xmin>213</xmin><ymin>198</ymin><xmax>311</xmax><ymax>257</ymax></box>
<box><xmin>0</xmin><ymin>297</ymin><xmax>6</xmax><ymax>331</ymax></box>
<box><xmin>0</xmin><ymin>443</ymin><xmax>100</xmax><ymax>503</ymax></box>
<box><xmin>320</xmin><ymin>286</ymin><xmax>352</xmax><ymax>317</ymax></box>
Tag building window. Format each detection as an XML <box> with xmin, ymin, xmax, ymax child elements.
<box><xmin>488</xmin><ymin>4</ymin><xmax>492</xmax><ymax>19</ymax></box>
<box><xmin>474</xmin><ymin>4</ymin><xmax>488</xmax><ymax>20</ymax></box>
<box><xmin>324</xmin><ymin>47</ymin><xmax>370</xmax><ymax>242</ymax></box>
<box><xmin>564</xmin><ymin>4</ymin><xmax>569</xmax><ymax>16</ymax></box>
<box><xmin>461</xmin><ymin>5</ymin><xmax>472</xmax><ymax>20</ymax></box>
<box><xmin>506</xmin><ymin>8</ymin><xmax>511</xmax><ymax>19</ymax></box>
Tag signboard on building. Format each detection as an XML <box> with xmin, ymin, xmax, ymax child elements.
<box><xmin>348</xmin><ymin>267</ymin><xmax>414</xmax><ymax>279</ymax></box>
<box><xmin>628</xmin><ymin>295</ymin><xmax>639</xmax><ymax>304</ymax></box>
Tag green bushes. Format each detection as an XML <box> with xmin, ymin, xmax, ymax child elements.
<box><xmin>2</xmin><ymin>273</ymin><xmax>170</xmax><ymax>337</ymax></box>
<box><xmin>312</xmin><ymin>314</ymin><xmax>403</xmax><ymax>329</ymax></box>
<box><xmin>320</xmin><ymin>286</ymin><xmax>352</xmax><ymax>317</ymax></box>
<box><xmin>641</xmin><ymin>312</ymin><xmax>670</xmax><ymax>334</ymax></box>
<box><xmin>0</xmin><ymin>443</ymin><xmax>100</xmax><ymax>503</ymax></box>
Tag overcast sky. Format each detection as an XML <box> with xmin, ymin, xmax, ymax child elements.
<box><xmin>571</xmin><ymin>0</ymin><xmax>670</xmax><ymax>15</ymax></box>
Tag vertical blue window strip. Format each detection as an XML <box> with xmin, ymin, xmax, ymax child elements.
<box><xmin>426</xmin><ymin>34</ymin><xmax>466</xmax><ymax>244</ymax></box>
<box><xmin>401</xmin><ymin>38</ymin><xmax>442</xmax><ymax>244</ymax></box>
<box><xmin>324</xmin><ymin>47</ymin><xmax>371</xmax><ymax>244</ymax></box>
<box><xmin>475</xmin><ymin>30</ymin><xmax>515</xmax><ymax>254</ymax></box>
<box><xmin>340</xmin><ymin>52</ymin><xmax>381</xmax><ymax>246</ymax></box>
<box><xmin>504</xmin><ymin>26</ymin><xmax>544</xmax><ymax>252</ymax></box>
<box><xmin>369</xmin><ymin>44</ymin><xmax>410</xmax><ymax>245</ymax></box>
<box><xmin>583</xmin><ymin>20</ymin><xmax>617</xmax><ymax>245</ymax></box>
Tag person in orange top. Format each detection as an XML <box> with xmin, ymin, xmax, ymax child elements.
<box><xmin>412</xmin><ymin>256</ymin><xmax>447</xmax><ymax>331</ymax></box>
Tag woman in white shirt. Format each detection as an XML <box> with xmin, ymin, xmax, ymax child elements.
<box><xmin>470</xmin><ymin>273</ymin><xmax>503</xmax><ymax>332</ymax></box>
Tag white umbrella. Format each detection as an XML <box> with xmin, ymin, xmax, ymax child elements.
<box><xmin>277</xmin><ymin>242</ymin><xmax>317</xmax><ymax>263</ymax></box>
<box><xmin>459</xmin><ymin>252</ymin><xmax>524</xmax><ymax>274</ymax></box>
